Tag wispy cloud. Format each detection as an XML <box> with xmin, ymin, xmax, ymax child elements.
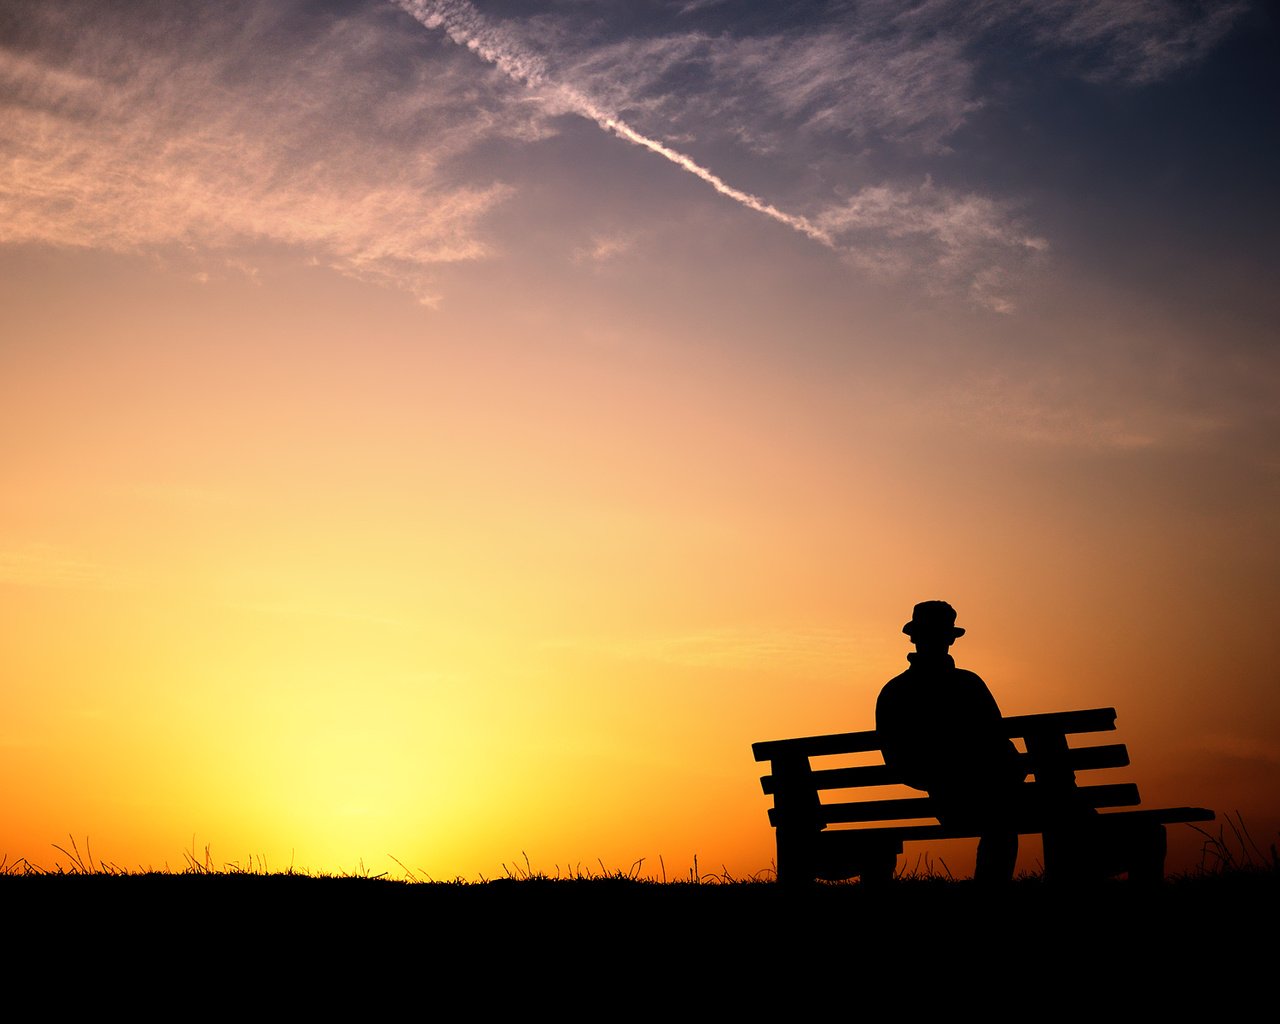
<box><xmin>556</xmin><ymin>2</ymin><xmax>1242</xmax><ymax>152</ymax></box>
<box><xmin>572</xmin><ymin>232</ymin><xmax>636</xmax><ymax>265</ymax></box>
<box><xmin>942</xmin><ymin>364</ymin><xmax>1234</xmax><ymax>451</ymax></box>
<box><xmin>561</xmin><ymin>27</ymin><xmax>977</xmax><ymax>156</ymax></box>
<box><xmin>394</xmin><ymin>0</ymin><xmax>1238</xmax><ymax>311</ymax></box>
<box><xmin>397</xmin><ymin>0</ymin><xmax>835</xmax><ymax>247</ymax></box>
<box><xmin>460</xmin><ymin>0</ymin><xmax>1240</xmax><ymax>307</ymax></box>
<box><xmin>0</xmin><ymin>2</ymin><xmax>534</xmax><ymax>303</ymax></box>
<box><xmin>1012</xmin><ymin>0</ymin><xmax>1248</xmax><ymax>84</ymax></box>
<box><xmin>815</xmin><ymin>181</ymin><xmax>1049</xmax><ymax>312</ymax></box>
<box><xmin>886</xmin><ymin>0</ymin><xmax>1246</xmax><ymax>85</ymax></box>
<box><xmin>2</xmin><ymin>0</ymin><xmax>1244</xmax><ymax>308</ymax></box>
<box><xmin>397</xmin><ymin>0</ymin><xmax>1049</xmax><ymax>308</ymax></box>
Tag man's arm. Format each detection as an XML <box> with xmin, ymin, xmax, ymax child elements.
<box><xmin>875</xmin><ymin>680</ymin><xmax>929</xmax><ymax>790</ymax></box>
<box><xmin>957</xmin><ymin>671</ymin><xmax>1026</xmax><ymax>782</ymax></box>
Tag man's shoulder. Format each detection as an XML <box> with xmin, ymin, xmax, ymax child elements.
<box><xmin>950</xmin><ymin>667</ymin><xmax>997</xmax><ymax>695</ymax></box>
<box><xmin>950</xmin><ymin>666</ymin><xmax>1004</xmax><ymax>716</ymax></box>
<box><xmin>877</xmin><ymin>668</ymin><xmax>913</xmax><ymax>696</ymax></box>
<box><xmin>951</xmin><ymin>667</ymin><xmax>989</xmax><ymax>686</ymax></box>
<box><xmin>875</xmin><ymin>669</ymin><xmax>915</xmax><ymax>716</ymax></box>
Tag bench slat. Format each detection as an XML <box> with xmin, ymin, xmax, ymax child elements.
<box><xmin>753</xmin><ymin>707</ymin><xmax>1119</xmax><ymax>762</ymax></box>
<box><xmin>1094</xmin><ymin>806</ymin><xmax>1215</xmax><ymax>825</ymax></box>
<box><xmin>1001</xmin><ymin>707</ymin><xmax>1118</xmax><ymax>735</ymax></box>
<box><xmin>758</xmin><ymin>743</ymin><xmax>1131</xmax><ymax>794</ymax></box>
<box><xmin>805</xmin><ymin>804</ymin><xmax>1215</xmax><ymax>843</ymax></box>
<box><xmin>753</xmin><ymin>729</ymin><xmax>880</xmax><ymax>760</ymax></box>
<box><xmin>767</xmin><ymin>782</ymin><xmax>1144</xmax><ymax>827</ymax></box>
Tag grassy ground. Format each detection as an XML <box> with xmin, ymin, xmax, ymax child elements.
<box><xmin>5</xmin><ymin>856</ymin><xmax>1273</xmax><ymax>1006</ymax></box>
<box><xmin>6</xmin><ymin>820</ymin><xmax>1273</xmax><ymax>997</ymax></box>
<box><xmin>7</xmin><ymin>853</ymin><xmax>1273</xmax><ymax>934</ymax></box>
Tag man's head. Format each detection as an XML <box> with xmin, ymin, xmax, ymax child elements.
<box><xmin>903</xmin><ymin>601</ymin><xmax>965</xmax><ymax>647</ymax></box>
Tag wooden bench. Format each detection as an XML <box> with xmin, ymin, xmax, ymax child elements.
<box><xmin>753</xmin><ymin>707</ymin><xmax>1214</xmax><ymax>885</ymax></box>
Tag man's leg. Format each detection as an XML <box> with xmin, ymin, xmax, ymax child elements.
<box><xmin>936</xmin><ymin>786</ymin><xmax>1019</xmax><ymax>885</ymax></box>
<box><xmin>975</xmin><ymin>831</ymin><xmax>1017</xmax><ymax>885</ymax></box>
<box><xmin>1043</xmin><ymin>799</ymin><xmax>1104</xmax><ymax>883</ymax></box>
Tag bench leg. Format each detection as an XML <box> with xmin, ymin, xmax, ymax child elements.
<box><xmin>1044</xmin><ymin>825</ymin><xmax>1103</xmax><ymax>884</ymax></box>
<box><xmin>1045</xmin><ymin>819</ymin><xmax>1168</xmax><ymax>884</ymax></box>
<box><xmin>776</xmin><ymin>827</ymin><xmax>820</xmax><ymax>888</ymax></box>
<box><xmin>776</xmin><ymin>831</ymin><xmax>901</xmax><ymax>887</ymax></box>
<box><xmin>816</xmin><ymin>837</ymin><xmax>898</xmax><ymax>885</ymax></box>
<box><xmin>1115</xmin><ymin>821</ymin><xmax>1167</xmax><ymax>885</ymax></box>
<box><xmin>855</xmin><ymin>845</ymin><xmax>898</xmax><ymax>888</ymax></box>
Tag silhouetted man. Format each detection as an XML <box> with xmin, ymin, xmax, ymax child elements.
<box><xmin>875</xmin><ymin>601</ymin><xmax>1024</xmax><ymax>884</ymax></box>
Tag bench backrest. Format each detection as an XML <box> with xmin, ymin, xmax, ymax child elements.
<box><xmin>753</xmin><ymin>707</ymin><xmax>1137</xmax><ymax>831</ymax></box>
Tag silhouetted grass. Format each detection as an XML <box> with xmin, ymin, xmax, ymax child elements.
<box><xmin>4</xmin><ymin>833</ymin><xmax>1273</xmax><ymax>991</ymax></box>
<box><xmin>6</xmin><ymin>824</ymin><xmax>1271</xmax><ymax>1013</ymax></box>
<box><xmin>6</xmin><ymin>811</ymin><xmax>1274</xmax><ymax>900</ymax></box>
<box><xmin>1186</xmin><ymin>810</ymin><xmax>1279</xmax><ymax>877</ymax></box>
<box><xmin>8</xmin><ymin>814</ymin><xmax>1277</xmax><ymax>886</ymax></box>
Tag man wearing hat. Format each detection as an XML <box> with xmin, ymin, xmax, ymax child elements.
<box><xmin>876</xmin><ymin>601</ymin><xmax>1025</xmax><ymax>883</ymax></box>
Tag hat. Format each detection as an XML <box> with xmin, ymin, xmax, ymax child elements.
<box><xmin>902</xmin><ymin>601</ymin><xmax>965</xmax><ymax>640</ymax></box>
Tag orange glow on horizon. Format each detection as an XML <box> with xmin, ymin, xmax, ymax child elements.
<box><xmin>3</xmin><ymin>2</ymin><xmax>1277</xmax><ymax>882</ymax></box>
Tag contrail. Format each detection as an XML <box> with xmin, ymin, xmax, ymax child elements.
<box><xmin>395</xmin><ymin>0</ymin><xmax>834</xmax><ymax>248</ymax></box>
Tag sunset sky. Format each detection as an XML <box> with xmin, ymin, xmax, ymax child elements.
<box><xmin>3</xmin><ymin>0</ymin><xmax>1277</xmax><ymax>879</ymax></box>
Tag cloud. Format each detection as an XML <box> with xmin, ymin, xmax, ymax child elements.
<box><xmin>887</xmin><ymin>0</ymin><xmax>1246</xmax><ymax>85</ymax></box>
<box><xmin>0</xmin><ymin>1</ymin><xmax>538</xmax><ymax>303</ymax></box>
<box><xmin>400</xmin><ymin>2</ymin><xmax>1043</xmax><ymax>307</ymax></box>
<box><xmin>709</xmin><ymin>30</ymin><xmax>977</xmax><ymax>150</ymax></box>
<box><xmin>1012</xmin><ymin>0</ymin><xmax>1248</xmax><ymax>85</ymax></box>
<box><xmin>555</xmin><ymin>2</ymin><xmax>1243</xmax><ymax>155</ymax></box>
<box><xmin>554</xmin><ymin>25</ymin><xmax>976</xmax><ymax>156</ymax></box>
<box><xmin>398</xmin><ymin>1</ymin><xmax>835</xmax><ymax>246</ymax></box>
<box><xmin>572</xmin><ymin>233</ymin><xmax>635</xmax><ymax>264</ymax></box>
<box><xmin>941</xmin><ymin>364</ymin><xmax>1233</xmax><ymax>451</ymax></box>
<box><xmin>396</xmin><ymin>1</ymin><xmax>1234</xmax><ymax>311</ymax></box>
<box><xmin>673</xmin><ymin>0</ymin><xmax>730</xmax><ymax>16</ymax></box>
<box><xmin>815</xmin><ymin>181</ymin><xmax>1049</xmax><ymax>312</ymax></box>
<box><xmin>2</xmin><ymin>1</ymin><xmax>1244</xmax><ymax>307</ymax></box>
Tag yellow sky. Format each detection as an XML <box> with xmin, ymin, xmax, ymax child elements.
<box><xmin>3</xmin><ymin>248</ymin><xmax>1273</xmax><ymax>879</ymax></box>
<box><xmin>3</xmin><ymin>2</ymin><xmax>1277</xmax><ymax>879</ymax></box>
